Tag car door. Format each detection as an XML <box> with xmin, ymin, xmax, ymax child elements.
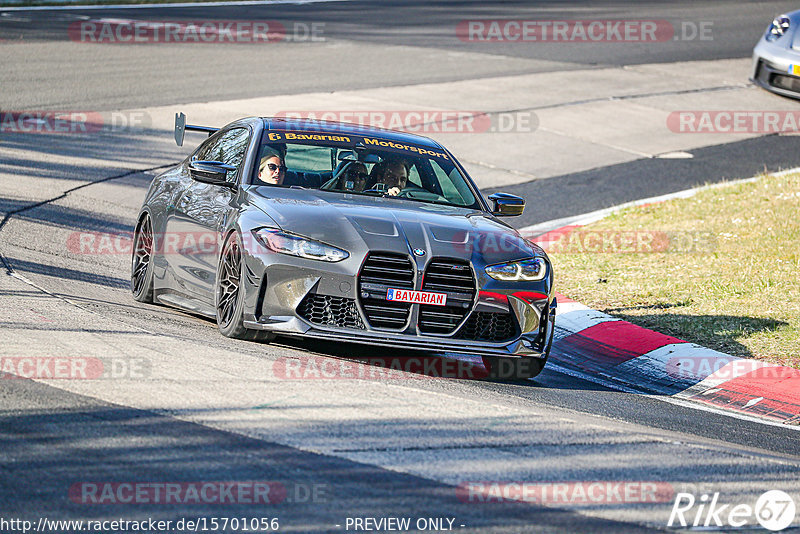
<box><xmin>165</xmin><ymin>127</ymin><xmax>251</xmax><ymax>302</ymax></box>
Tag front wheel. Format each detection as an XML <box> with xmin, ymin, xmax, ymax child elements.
<box><xmin>482</xmin><ymin>356</ymin><xmax>546</xmax><ymax>380</ymax></box>
<box><xmin>131</xmin><ymin>213</ymin><xmax>154</xmax><ymax>303</ymax></box>
<box><xmin>215</xmin><ymin>232</ymin><xmax>275</xmax><ymax>342</ymax></box>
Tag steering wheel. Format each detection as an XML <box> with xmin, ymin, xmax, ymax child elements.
<box><xmin>362</xmin><ymin>183</ymin><xmax>389</xmax><ymax>194</ymax></box>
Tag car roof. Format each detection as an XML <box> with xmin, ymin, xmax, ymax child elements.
<box><xmin>261</xmin><ymin>117</ymin><xmax>446</xmax><ymax>150</ymax></box>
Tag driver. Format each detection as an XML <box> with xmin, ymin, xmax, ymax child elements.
<box><xmin>257</xmin><ymin>146</ymin><xmax>286</xmax><ymax>185</ymax></box>
<box><xmin>370</xmin><ymin>158</ymin><xmax>408</xmax><ymax>196</ymax></box>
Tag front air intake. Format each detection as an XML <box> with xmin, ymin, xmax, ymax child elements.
<box><xmin>297</xmin><ymin>294</ymin><xmax>365</xmax><ymax>329</ymax></box>
<box><xmin>358</xmin><ymin>252</ymin><xmax>415</xmax><ymax>329</ymax></box>
<box><xmin>418</xmin><ymin>258</ymin><xmax>476</xmax><ymax>334</ymax></box>
<box><xmin>457</xmin><ymin>311</ymin><xmax>519</xmax><ymax>343</ymax></box>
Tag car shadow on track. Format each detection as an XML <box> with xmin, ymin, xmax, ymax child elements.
<box><xmin>4</xmin><ymin>256</ymin><xmax>128</xmax><ymax>289</ymax></box>
<box><xmin>0</xmin><ymin>378</ymin><xmax>658</xmax><ymax>534</ymax></box>
<box><xmin>0</xmin><ymin>196</ymin><xmax>135</xmax><ymax>233</ymax></box>
<box><xmin>0</xmin><ymin>130</ymin><xmax>184</xmax><ymax>182</ymax></box>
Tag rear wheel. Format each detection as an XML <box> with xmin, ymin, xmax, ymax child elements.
<box><xmin>215</xmin><ymin>232</ymin><xmax>275</xmax><ymax>342</ymax></box>
<box><xmin>482</xmin><ymin>356</ymin><xmax>546</xmax><ymax>380</ymax></box>
<box><xmin>131</xmin><ymin>213</ymin><xmax>154</xmax><ymax>303</ymax></box>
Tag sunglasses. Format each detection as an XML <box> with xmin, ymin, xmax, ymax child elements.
<box><xmin>347</xmin><ymin>170</ymin><xmax>368</xmax><ymax>180</ymax></box>
<box><xmin>263</xmin><ymin>163</ymin><xmax>286</xmax><ymax>172</ymax></box>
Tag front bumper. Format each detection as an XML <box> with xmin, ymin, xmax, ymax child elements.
<box><xmin>752</xmin><ymin>45</ymin><xmax>800</xmax><ymax>99</ymax></box>
<box><xmin>241</xmin><ymin>252</ymin><xmax>556</xmax><ymax>359</ymax></box>
<box><xmin>244</xmin><ymin>310</ymin><xmax>555</xmax><ymax>358</ymax></box>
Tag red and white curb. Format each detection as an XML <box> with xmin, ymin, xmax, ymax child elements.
<box><xmin>519</xmin><ymin>170</ymin><xmax>800</xmax><ymax>427</ymax></box>
<box><xmin>548</xmin><ymin>294</ymin><xmax>800</xmax><ymax>426</ymax></box>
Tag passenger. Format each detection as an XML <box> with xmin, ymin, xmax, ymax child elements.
<box><xmin>338</xmin><ymin>162</ymin><xmax>369</xmax><ymax>192</ymax></box>
<box><xmin>258</xmin><ymin>153</ymin><xmax>286</xmax><ymax>185</ymax></box>
<box><xmin>370</xmin><ymin>158</ymin><xmax>408</xmax><ymax>196</ymax></box>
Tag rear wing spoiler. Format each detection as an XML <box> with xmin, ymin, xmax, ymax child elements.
<box><xmin>174</xmin><ymin>112</ymin><xmax>218</xmax><ymax>146</ymax></box>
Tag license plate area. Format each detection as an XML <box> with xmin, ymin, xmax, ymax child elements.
<box><xmin>386</xmin><ymin>288</ymin><xmax>447</xmax><ymax>306</ymax></box>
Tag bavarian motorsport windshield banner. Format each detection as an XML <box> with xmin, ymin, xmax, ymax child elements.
<box><xmin>265</xmin><ymin>130</ymin><xmax>450</xmax><ymax>161</ymax></box>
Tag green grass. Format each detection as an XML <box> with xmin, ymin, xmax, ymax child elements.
<box><xmin>548</xmin><ymin>171</ymin><xmax>800</xmax><ymax>368</ymax></box>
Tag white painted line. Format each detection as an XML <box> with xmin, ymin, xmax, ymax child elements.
<box><xmin>0</xmin><ymin>12</ymin><xmax>29</xmax><ymax>19</ymax></box>
<box><xmin>655</xmin><ymin>151</ymin><xmax>693</xmax><ymax>159</ymax></box>
<box><xmin>518</xmin><ymin>166</ymin><xmax>800</xmax><ymax>238</ymax></box>
<box><xmin>0</xmin><ymin>0</ymin><xmax>346</xmax><ymax>12</ymax></box>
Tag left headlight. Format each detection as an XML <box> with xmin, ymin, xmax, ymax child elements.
<box><xmin>252</xmin><ymin>228</ymin><xmax>349</xmax><ymax>262</ymax></box>
<box><xmin>767</xmin><ymin>15</ymin><xmax>790</xmax><ymax>40</ymax></box>
<box><xmin>485</xmin><ymin>257</ymin><xmax>547</xmax><ymax>282</ymax></box>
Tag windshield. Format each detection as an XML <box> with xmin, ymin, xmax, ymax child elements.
<box><xmin>251</xmin><ymin>130</ymin><xmax>481</xmax><ymax>209</ymax></box>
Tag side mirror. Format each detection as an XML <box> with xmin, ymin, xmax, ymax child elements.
<box><xmin>189</xmin><ymin>160</ymin><xmax>237</xmax><ymax>187</ymax></box>
<box><xmin>488</xmin><ymin>192</ymin><xmax>525</xmax><ymax>216</ymax></box>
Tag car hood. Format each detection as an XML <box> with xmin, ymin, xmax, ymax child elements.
<box><xmin>247</xmin><ymin>186</ymin><xmax>543</xmax><ymax>263</ymax></box>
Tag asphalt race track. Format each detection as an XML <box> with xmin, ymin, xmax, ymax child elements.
<box><xmin>2</xmin><ymin>1</ymin><xmax>800</xmax><ymax>532</ymax></box>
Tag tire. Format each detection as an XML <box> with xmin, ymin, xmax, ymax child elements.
<box><xmin>482</xmin><ymin>356</ymin><xmax>546</xmax><ymax>380</ymax></box>
<box><xmin>131</xmin><ymin>213</ymin><xmax>155</xmax><ymax>303</ymax></box>
<box><xmin>215</xmin><ymin>232</ymin><xmax>275</xmax><ymax>342</ymax></box>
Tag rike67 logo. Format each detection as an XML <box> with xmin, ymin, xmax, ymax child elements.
<box><xmin>669</xmin><ymin>490</ymin><xmax>796</xmax><ymax>531</ymax></box>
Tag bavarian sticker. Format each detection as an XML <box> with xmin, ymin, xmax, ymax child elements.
<box><xmin>386</xmin><ymin>288</ymin><xmax>447</xmax><ymax>306</ymax></box>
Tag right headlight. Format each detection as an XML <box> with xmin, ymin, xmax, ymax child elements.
<box><xmin>485</xmin><ymin>258</ymin><xmax>547</xmax><ymax>282</ymax></box>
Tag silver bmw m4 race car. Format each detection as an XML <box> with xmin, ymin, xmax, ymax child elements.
<box><xmin>132</xmin><ymin>114</ymin><xmax>556</xmax><ymax>378</ymax></box>
<box><xmin>752</xmin><ymin>10</ymin><xmax>800</xmax><ymax>98</ymax></box>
